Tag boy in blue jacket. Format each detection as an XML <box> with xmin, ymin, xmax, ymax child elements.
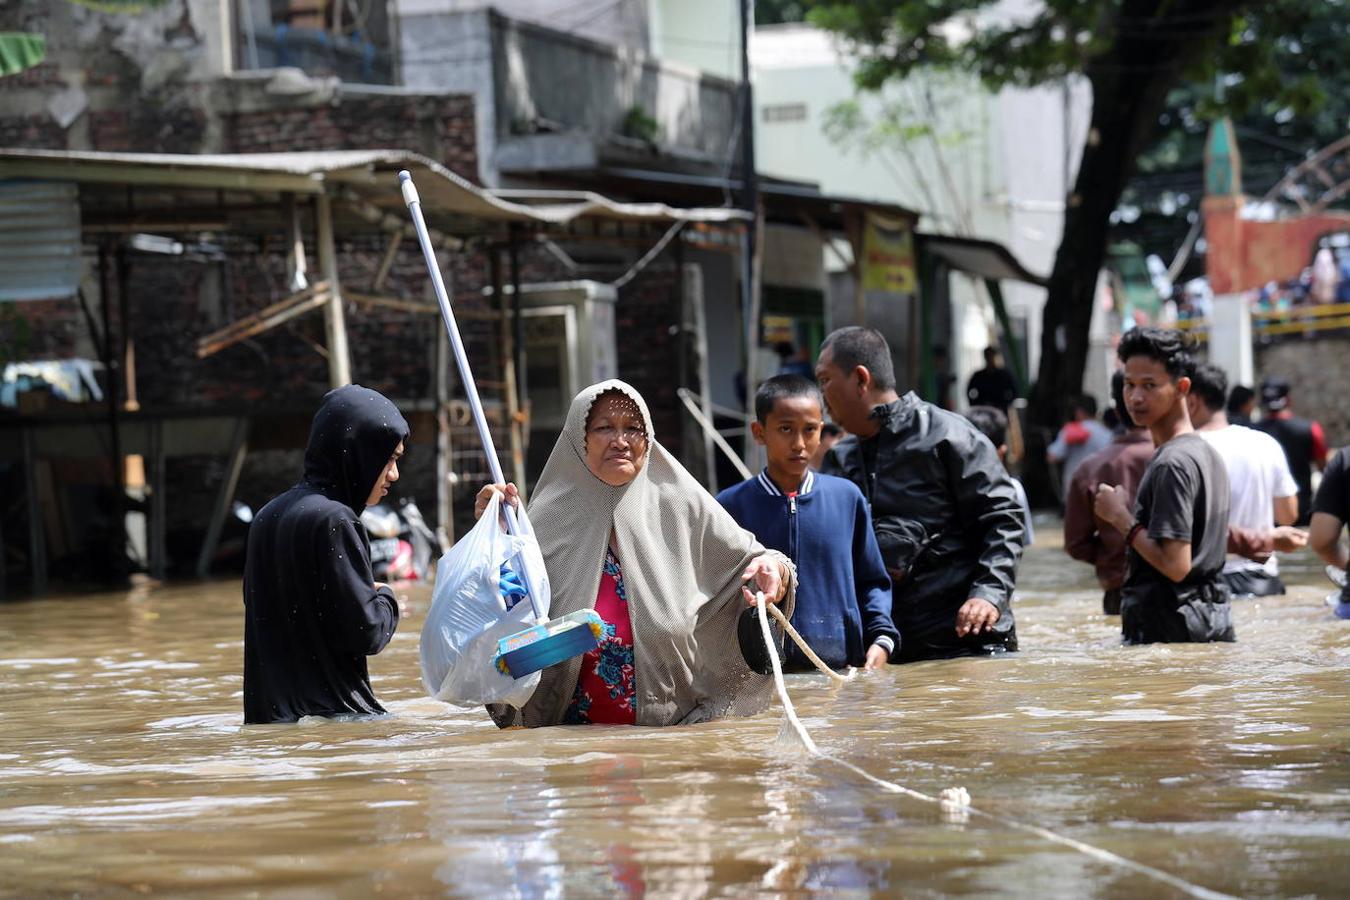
<box><xmin>718</xmin><ymin>375</ymin><xmax>898</xmax><ymax>670</ymax></box>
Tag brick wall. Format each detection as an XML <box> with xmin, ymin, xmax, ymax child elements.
<box><xmin>227</xmin><ymin>94</ymin><xmax>478</xmax><ymax>179</ymax></box>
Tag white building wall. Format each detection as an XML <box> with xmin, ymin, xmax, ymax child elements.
<box><xmin>752</xmin><ymin>22</ymin><xmax>1090</xmax><ymax>403</ymax></box>
<box><xmin>396</xmin><ymin>0</ymin><xmax>651</xmax><ymax>53</ymax></box>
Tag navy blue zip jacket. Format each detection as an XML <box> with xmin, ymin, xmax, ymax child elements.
<box><xmin>717</xmin><ymin>469</ymin><xmax>898</xmax><ymax>669</ymax></box>
<box><xmin>243</xmin><ymin>384</ymin><xmax>408</xmax><ymax>724</ymax></box>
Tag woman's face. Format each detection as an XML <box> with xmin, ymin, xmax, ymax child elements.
<box><xmin>585</xmin><ymin>393</ymin><xmax>648</xmax><ymax>487</ymax></box>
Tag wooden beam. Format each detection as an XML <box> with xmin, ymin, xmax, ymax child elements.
<box><xmin>196</xmin><ymin>419</ymin><xmax>249</xmax><ymax>579</ymax></box>
<box><xmin>372</xmin><ymin>231</ymin><xmax>402</xmax><ymax>292</ymax></box>
<box><xmin>347</xmin><ymin>291</ymin><xmax>503</xmax><ymax>320</ymax></box>
<box><xmin>0</xmin><ymin>160</ymin><xmax>324</xmax><ymax>194</ymax></box>
<box><xmin>195</xmin><ymin>282</ymin><xmax>332</xmax><ymax>358</ymax></box>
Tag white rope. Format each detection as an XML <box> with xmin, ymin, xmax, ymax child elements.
<box><xmin>764</xmin><ymin>601</ymin><xmax>853</xmax><ymax>687</ymax></box>
<box><xmin>752</xmin><ymin>593</ymin><xmax>1236</xmax><ymax>900</ymax></box>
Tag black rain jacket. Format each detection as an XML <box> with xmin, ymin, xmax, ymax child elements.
<box><xmin>821</xmin><ymin>393</ymin><xmax>1024</xmax><ymax>661</ymax></box>
<box><xmin>243</xmin><ymin>384</ymin><xmax>409</xmax><ymax>724</ymax></box>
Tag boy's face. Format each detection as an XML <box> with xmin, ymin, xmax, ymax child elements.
<box><xmin>366</xmin><ymin>441</ymin><xmax>404</xmax><ymax>507</ymax></box>
<box><xmin>1122</xmin><ymin>357</ymin><xmax>1188</xmax><ymax>429</ymax></box>
<box><xmin>753</xmin><ymin>396</ymin><xmax>823</xmax><ymax>481</ymax></box>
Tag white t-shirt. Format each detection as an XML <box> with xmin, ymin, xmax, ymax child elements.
<box><xmin>1199</xmin><ymin>424</ymin><xmax>1298</xmax><ymax>574</ymax></box>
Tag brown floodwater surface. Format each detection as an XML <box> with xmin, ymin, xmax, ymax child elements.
<box><xmin>1</xmin><ymin>527</ymin><xmax>1347</xmax><ymax>898</ymax></box>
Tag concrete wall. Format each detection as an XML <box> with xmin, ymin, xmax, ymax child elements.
<box><xmin>398</xmin><ymin>9</ymin><xmax>738</xmax><ymax>186</ymax></box>
<box><xmin>1257</xmin><ymin>335</ymin><xmax>1350</xmax><ymax>451</ymax></box>
<box><xmin>396</xmin><ymin>0</ymin><xmax>652</xmax><ymax>55</ymax></box>
<box><xmin>649</xmin><ymin>0</ymin><xmax>741</xmax><ymax>80</ymax></box>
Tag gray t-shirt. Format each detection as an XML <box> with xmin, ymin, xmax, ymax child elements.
<box><xmin>1124</xmin><ymin>432</ymin><xmax>1231</xmax><ymax>596</ymax></box>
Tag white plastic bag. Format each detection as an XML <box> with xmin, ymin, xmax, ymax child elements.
<box><xmin>419</xmin><ymin>494</ymin><xmax>551</xmax><ymax>708</ymax></box>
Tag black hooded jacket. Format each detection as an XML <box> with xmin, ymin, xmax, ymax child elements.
<box><xmin>243</xmin><ymin>385</ymin><xmax>409</xmax><ymax>724</ymax></box>
<box><xmin>821</xmin><ymin>393</ymin><xmax>1024</xmax><ymax>660</ymax></box>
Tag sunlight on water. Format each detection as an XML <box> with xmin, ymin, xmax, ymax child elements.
<box><xmin>0</xmin><ymin>527</ymin><xmax>1346</xmax><ymax>896</ymax></box>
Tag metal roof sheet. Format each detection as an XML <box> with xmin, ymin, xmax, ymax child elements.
<box><xmin>0</xmin><ymin>148</ymin><xmax>751</xmax><ymax>226</ymax></box>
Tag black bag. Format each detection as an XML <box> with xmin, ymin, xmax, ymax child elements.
<box><xmin>874</xmin><ymin>517</ymin><xmax>943</xmax><ymax>585</ymax></box>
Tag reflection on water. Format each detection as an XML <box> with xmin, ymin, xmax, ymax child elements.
<box><xmin>0</xmin><ymin>526</ymin><xmax>1347</xmax><ymax>897</ymax></box>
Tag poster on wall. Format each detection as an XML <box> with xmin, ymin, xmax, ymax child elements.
<box><xmin>861</xmin><ymin>211</ymin><xmax>917</xmax><ymax>295</ymax></box>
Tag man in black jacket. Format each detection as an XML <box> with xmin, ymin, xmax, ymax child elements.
<box><xmin>243</xmin><ymin>384</ymin><xmax>408</xmax><ymax>724</ymax></box>
<box><xmin>817</xmin><ymin>327</ymin><xmax>1024</xmax><ymax>661</ymax></box>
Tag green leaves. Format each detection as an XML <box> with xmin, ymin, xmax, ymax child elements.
<box><xmin>0</xmin><ymin>33</ymin><xmax>45</xmax><ymax>78</ymax></box>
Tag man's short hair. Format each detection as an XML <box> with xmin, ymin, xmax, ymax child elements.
<box><xmin>1116</xmin><ymin>327</ymin><xmax>1196</xmax><ymax>381</ymax></box>
<box><xmin>754</xmin><ymin>374</ymin><xmax>823</xmax><ymax>423</ymax></box>
<box><xmin>821</xmin><ymin>422</ymin><xmax>843</xmax><ymax>438</ymax></box>
<box><xmin>819</xmin><ymin>326</ymin><xmax>896</xmax><ymax>391</ymax></box>
<box><xmin>964</xmin><ymin>405</ymin><xmax>1008</xmax><ymax>449</ymax></box>
<box><xmin>1189</xmin><ymin>362</ymin><xmax>1228</xmax><ymax>412</ymax></box>
<box><xmin>1072</xmin><ymin>393</ymin><xmax>1099</xmax><ymax>418</ymax></box>
<box><xmin>1110</xmin><ymin>370</ymin><xmax>1135</xmax><ymax>429</ymax></box>
<box><xmin>1226</xmin><ymin>384</ymin><xmax>1255</xmax><ymax>415</ymax></box>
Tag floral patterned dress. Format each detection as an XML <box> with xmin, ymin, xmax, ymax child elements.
<box><xmin>564</xmin><ymin>547</ymin><xmax>637</xmax><ymax>724</ymax></box>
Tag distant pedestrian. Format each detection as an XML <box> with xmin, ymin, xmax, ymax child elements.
<box><xmin>1189</xmin><ymin>364</ymin><xmax>1299</xmax><ymax>598</ymax></box>
<box><xmin>243</xmin><ymin>385</ymin><xmax>407</xmax><ymax>724</ymax></box>
<box><xmin>966</xmin><ymin>346</ymin><xmax>1018</xmax><ymax>412</ymax></box>
<box><xmin>1047</xmin><ymin>394</ymin><xmax>1113</xmax><ymax>498</ymax></box>
<box><xmin>774</xmin><ymin>341</ymin><xmax>814</xmax><ymax>379</ymax></box>
<box><xmin>1226</xmin><ymin>384</ymin><xmax>1257</xmax><ymax>428</ymax></box>
<box><xmin>965</xmin><ymin>405</ymin><xmax>1034</xmax><ymax>546</ymax></box>
<box><xmin>1254</xmin><ymin>377</ymin><xmax>1328</xmax><ymax>525</ymax></box>
<box><xmin>1092</xmin><ymin>328</ymin><xmax>1235</xmax><ymax>644</ymax></box>
<box><xmin>1063</xmin><ymin>372</ymin><xmax>1153</xmax><ymax>614</ymax></box>
<box><xmin>817</xmin><ymin>327</ymin><xmax>1024</xmax><ymax>661</ymax></box>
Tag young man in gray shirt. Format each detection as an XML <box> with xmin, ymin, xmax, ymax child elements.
<box><xmin>1093</xmin><ymin>328</ymin><xmax>1234</xmax><ymax>644</ymax></box>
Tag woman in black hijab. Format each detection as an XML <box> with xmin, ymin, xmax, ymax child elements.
<box><xmin>243</xmin><ymin>385</ymin><xmax>409</xmax><ymax>724</ymax></box>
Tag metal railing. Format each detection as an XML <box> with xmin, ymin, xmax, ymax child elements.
<box><xmin>1172</xmin><ymin>301</ymin><xmax>1350</xmax><ymax>342</ymax></box>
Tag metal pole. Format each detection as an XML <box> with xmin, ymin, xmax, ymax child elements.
<box><xmin>738</xmin><ymin>0</ymin><xmax>760</xmax><ymax>467</ymax></box>
<box><xmin>401</xmin><ymin>171</ymin><xmax>542</xmax><ymax>621</ymax></box>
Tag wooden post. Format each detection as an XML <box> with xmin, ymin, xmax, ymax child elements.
<box><xmin>285</xmin><ymin>193</ymin><xmax>309</xmax><ymax>293</ymax></box>
<box><xmin>22</xmin><ymin>429</ymin><xmax>46</xmax><ymax>596</ymax></box>
<box><xmin>507</xmin><ymin>229</ymin><xmax>529</xmax><ymax>487</ymax></box>
<box><xmin>496</xmin><ymin>244</ymin><xmax>527</xmax><ymax>493</ymax></box>
<box><xmin>315</xmin><ymin>192</ymin><xmax>351</xmax><ymax>388</ymax></box>
<box><xmin>435</xmin><ymin>325</ymin><xmax>454</xmax><ymax>547</ymax></box>
<box><xmin>196</xmin><ymin>419</ymin><xmax>249</xmax><ymax>579</ymax></box>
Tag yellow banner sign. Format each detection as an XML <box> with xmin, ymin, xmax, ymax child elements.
<box><xmin>861</xmin><ymin>212</ymin><xmax>917</xmax><ymax>294</ymax></box>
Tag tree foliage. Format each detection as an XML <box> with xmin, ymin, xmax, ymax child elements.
<box><xmin>805</xmin><ymin>0</ymin><xmax>1347</xmax><ymax>503</ymax></box>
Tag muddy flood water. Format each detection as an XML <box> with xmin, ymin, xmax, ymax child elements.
<box><xmin>1</xmin><ymin>525</ymin><xmax>1347</xmax><ymax>898</ymax></box>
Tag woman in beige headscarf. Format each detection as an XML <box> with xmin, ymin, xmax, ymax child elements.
<box><xmin>475</xmin><ymin>379</ymin><xmax>796</xmax><ymax>728</ymax></box>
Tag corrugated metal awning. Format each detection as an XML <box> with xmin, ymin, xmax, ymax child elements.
<box><xmin>0</xmin><ymin>148</ymin><xmax>751</xmax><ymax>226</ymax></box>
<box><xmin>0</xmin><ymin>180</ymin><xmax>81</xmax><ymax>302</ymax></box>
<box><xmin>917</xmin><ymin>233</ymin><xmax>1048</xmax><ymax>287</ymax></box>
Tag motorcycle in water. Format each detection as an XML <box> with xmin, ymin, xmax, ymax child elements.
<box><xmin>361</xmin><ymin>497</ymin><xmax>438</xmax><ymax>582</ymax></box>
